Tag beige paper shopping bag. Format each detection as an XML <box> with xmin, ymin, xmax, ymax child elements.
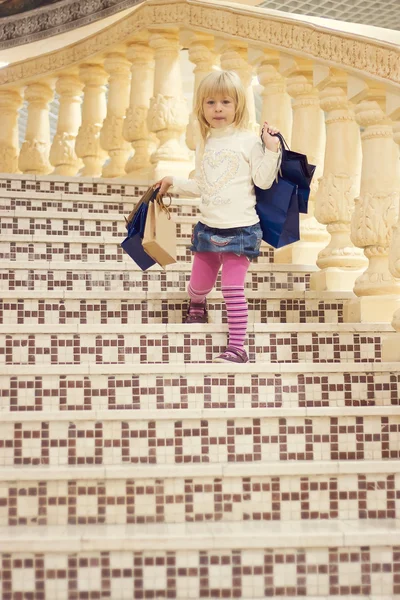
<box><xmin>142</xmin><ymin>195</ymin><xmax>177</xmax><ymax>268</ymax></box>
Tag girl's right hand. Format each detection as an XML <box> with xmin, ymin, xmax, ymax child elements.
<box><xmin>153</xmin><ymin>176</ymin><xmax>173</xmax><ymax>195</ymax></box>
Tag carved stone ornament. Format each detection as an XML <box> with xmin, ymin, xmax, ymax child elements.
<box><xmin>148</xmin><ymin>94</ymin><xmax>188</xmax><ymax>134</ymax></box>
<box><xmin>389</xmin><ymin>221</ymin><xmax>400</xmax><ymax>279</ymax></box>
<box><xmin>75</xmin><ymin>123</ymin><xmax>104</xmax><ymax>158</ymax></box>
<box><xmin>100</xmin><ymin>115</ymin><xmax>129</xmax><ymax>151</ymax></box>
<box><xmin>350</xmin><ymin>190</ymin><xmax>399</xmax><ymax>249</ymax></box>
<box><xmin>18</xmin><ymin>139</ymin><xmax>51</xmax><ymax>173</ymax></box>
<box><xmin>0</xmin><ymin>0</ymin><xmax>144</xmax><ymax>50</ymax></box>
<box><xmin>1</xmin><ymin>0</ymin><xmax>399</xmax><ymax>88</ymax></box>
<box><xmin>315</xmin><ymin>173</ymin><xmax>360</xmax><ymax>225</ymax></box>
<box><xmin>49</xmin><ymin>131</ymin><xmax>79</xmax><ymax>166</ymax></box>
<box><xmin>0</xmin><ymin>142</ymin><xmax>18</xmax><ymax>172</ymax></box>
<box><xmin>123</xmin><ymin>105</ymin><xmax>150</xmax><ymax>142</ymax></box>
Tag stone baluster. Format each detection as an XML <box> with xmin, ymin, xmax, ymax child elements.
<box><xmin>19</xmin><ymin>81</ymin><xmax>53</xmax><ymax>175</ymax></box>
<box><xmin>383</xmin><ymin>100</ymin><xmax>400</xmax><ymax>359</ymax></box>
<box><xmin>274</xmin><ymin>56</ymin><xmax>329</xmax><ymax>265</ymax></box>
<box><xmin>148</xmin><ymin>30</ymin><xmax>190</xmax><ymax>180</ymax></box>
<box><xmin>219</xmin><ymin>41</ymin><xmax>258</xmax><ymax>134</ymax></box>
<box><xmin>123</xmin><ymin>37</ymin><xmax>156</xmax><ymax>179</ymax></box>
<box><xmin>183</xmin><ymin>32</ymin><xmax>217</xmax><ymax>151</ymax></box>
<box><xmin>249</xmin><ymin>49</ymin><xmax>292</xmax><ymax>143</ymax></box>
<box><xmin>100</xmin><ymin>52</ymin><xmax>131</xmax><ymax>178</ymax></box>
<box><xmin>49</xmin><ymin>74</ymin><xmax>83</xmax><ymax>176</ymax></box>
<box><xmin>345</xmin><ymin>79</ymin><xmax>400</xmax><ymax>323</ymax></box>
<box><xmin>75</xmin><ymin>63</ymin><xmax>108</xmax><ymax>177</ymax></box>
<box><xmin>0</xmin><ymin>89</ymin><xmax>22</xmax><ymax>173</ymax></box>
<box><xmin>311</xmin><ymin>67</ymin><xmax>367</xmax><ymax>291</ymax></box>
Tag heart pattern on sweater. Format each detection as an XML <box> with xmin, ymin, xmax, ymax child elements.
<box><xmin>201</xmin><ymin>149</ymin><xmax>240</xmax><ymax>201</ymax></box>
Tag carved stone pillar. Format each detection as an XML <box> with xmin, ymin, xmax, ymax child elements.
<box><xmin>184</xmin><ymin>32</ymin><xmax>216</xmax><ymax>151</ymax></box>
<box><xmin>311</xmin><ymin>67</ymin><xmax>367</xmax><ymax>292</ymax></box>
<box><xmin>219</xmin><ymin>41</ymin><xmax>258</xmax><ymax>134</ymax></box>
<box><xmin>345</xmin><ymin>81</ymin><xmax>400</xmax><ymax>323</ymax></box>
<box><xmin>100</xmin><ymin>52</ymin><xmax>131</xmax><ymax>178</ymax></box>
<box><xmin>75</xmin><ymin>64</ymin><xmax>108</xmax><ymax>177</ymax></box>
<box><xmin>383</xmin><ymin>118</ymin><xmax>400</xmax><ymax>358</ymax></box>
<box><xmin>250</xmin><ymin>49</ymin><xmax>292</xmax><ymax>143</ymax></box>
<box><xmin>19</xmin><ymin>82</ymin><xmax>53</xmax><ymax>175</ymax></box>
<box><xmin>49</xmin><ymin>74</ymin><xmax>83</xmax><ymax>176</ymax></box>
<box><xmin>0</xmin><ymin>89</ymin><xmax>22</xmax><ymax>173</ymax></box>
<box><xmin>123</xmin><ymin>39</ymin><xmax>156</xmax><ymax>179</ymax></box>
<box><xmin>148</xmin><ymin>30</ymin><xmax>190</xmax><ymax>180</ymax></box>
<box><xmin>274</xmin><ymin>57</ymin><xmax>329</xmax><ymax>265</ymax></box>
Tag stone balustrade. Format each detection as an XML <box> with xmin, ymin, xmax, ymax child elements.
<box><xmin>0</xmin><ymin>0</ymin><xmax>400</xmax><ymax>345</ymax></box>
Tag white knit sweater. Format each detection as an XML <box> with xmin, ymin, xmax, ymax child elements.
<box><xmin>172</xmin><ymin>125</ymin><xmax>280</xmax><ymax>229</ymax></box>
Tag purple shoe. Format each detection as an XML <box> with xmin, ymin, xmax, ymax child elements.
<box><xmin>213</xmin><ymin>346</ymin><xmax>249</xmax><ymax>363</ymax></box>
<box><xmin>183</xmin><ymin>300</ymin><xmax>208</xmax><ymax>324</ymax></box>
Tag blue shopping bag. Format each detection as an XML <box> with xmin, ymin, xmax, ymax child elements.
<box><xmin>272</xmin><ymin>132</ymin><xmax>316</xmax><ymax>215</ymax></box>
<box><xmin>255</xmin><ymin>178</ymin><xmax>300</xmax><ymax>249</ymax></box>
<box><xmin>121</xmin><ymin>188</ymin><xmax>157</xmax><ymax>271</ymax></box>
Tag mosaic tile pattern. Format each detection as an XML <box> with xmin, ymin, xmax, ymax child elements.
<box><xmin>0</xmin><ymin>239</ymin><xmax>276</xmax><ymax>265</ymax></box>
<box><xmin>0</xmin><ymin>331</ymin><xmax>383</xmax><ymax>365</ymax></box>
<box><xmin>1</xmin><ymin>371</ymin><xmax>398</xmax><ymax>413</ymax></box>
<box><xmin>0</xmin><ymin>415</ymin><xmax>399</xmax><ymax>466</ymax></box>
<box><xmin>1</xmin><ymin>472</ymin><xmax>399</xmax><ymax>527</ymax></box>
<box><xmin>0</xmin><ymin>193</ymin><xmax>200</xmax><ymax>218</ymax></box>
<box><xmin>0</xmin><ymin>268</ymin><xmax>311</xmax><ymax>293</ymax></box>
<box><xmin>0</xmin><ymin>298</ymin><xmax>345</xmax><ymax>325</ymax></box>
<box><xmin>0</xmin><ymin>216</ymin><xmax>196</xmax><ymax>241</ymax></box>
<box><xmin>1</xmin><ymin>546</ymin><xmax>399</xmax><ymax>598</ymax></box>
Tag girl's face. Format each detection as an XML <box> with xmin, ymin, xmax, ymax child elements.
<box><xmin>203</xmin><ymin>93</ymin><xmax>236</xmax><ymax>128</ymax></box>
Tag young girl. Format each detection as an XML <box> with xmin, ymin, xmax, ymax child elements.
<box><xmin>154</xmin><ymin>70</ymin><xmax>280</xmax><ymax>364</ymax></box>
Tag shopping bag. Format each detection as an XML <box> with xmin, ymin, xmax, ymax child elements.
<box><xmin>143</xmin><ymin>195</ymin><xmax>177</xmax><ymax>268</ymax></box>
<box><xmin>120</xmin><ymin>187</ymin><xmax>158</xmax><ymax>271</ymax></box>
<box><xmin>272</xmin><ymin>132</ymin><xmax>316</xmax><ymax>214</ymax></box>
<box><xmin>255</xmin><ymin>178</ymin><xmax>300</xmax><ymax>249</ymax></box>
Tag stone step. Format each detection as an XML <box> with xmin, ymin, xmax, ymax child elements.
<box><xmin>2</xmin><ymin>361</ymin><xmax>399</xmax><ymax>412</ymax></box>
<box><xmin>0</xmin><ymin>406</ymin><xmax>399</xmax><ymax>467</ymax></box>
<box><xmin>0</xmin><ymin>521</ymin><xmax>398</xmax><ymax>599</ymax></box>
<box><xmin>0</xmin><ymin>261</ymin><xmax>315</xmax><ymax>293</ymax></box>
<box><xmin>0</xmin><ymin>291</ymin><xmax>351</xmax><ymax>325</ymax></box>
<box><xmin>0</xmin><ymin>213</ymin><xmax>198</xmax><ymax>242</ymax></box>
<box><xmin>0</xmin><ymin>461</ymin><xmax>399</xmax><ymax>527</ymax></box>
<box><xmin>0</xmin><ymin>323</ymin><xmax>393</xmax><ymax>365</ymax></box>
<box><xmin>0</xmin><ymin>236</ymin><xmax>275</xmax><ymax>265</ymax></box>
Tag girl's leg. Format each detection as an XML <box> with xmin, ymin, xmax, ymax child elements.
<box><xmin>220</xmin><ymin>253</ymin><xmax>250</xmax><ymax>353</ymax></box>
<box><xmin>185</xmin><ymin>252</ymin><xmax>221</xmax><ymax>321</ymax></box>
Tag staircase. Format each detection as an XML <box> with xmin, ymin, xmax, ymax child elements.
<box><xmin>0</xmin><ymin>173</ymin><xmax>400</xmax><ymax>600</ymax></box>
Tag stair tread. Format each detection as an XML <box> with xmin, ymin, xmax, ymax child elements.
<box><xmin>1</xmin><ymin>519</ymin><xmax>399</xmax><ymax>551</ymax></box>
<box><xmin>1</xmin><ymin>459</ymin><xmax>399</xmax><ymax>481</ymax></box>
<box><xmin>5</xmin><ymin>361</ymin><xmax>399</xmax><ymax>375</ymax></box>
<box><xmin>1</xmin><ymin>405</ymin><xmax>398</xmax><ymax>422</ymax></box>
<box><xmin>0</xmin><ymin>323</ymin><xmax>392</xmax><ymax>333</ymax></box>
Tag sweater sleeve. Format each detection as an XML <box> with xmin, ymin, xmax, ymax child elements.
<box><xmin>250</xmin><ymin>138</ymin><xmax>280</xmax><ymax>190</ymax></box>
<box><xmin>171</xmin><ymin>145</ymin><xmax>202</xmax><ymax>197</ymax></box>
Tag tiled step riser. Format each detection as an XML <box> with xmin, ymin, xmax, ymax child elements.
<box><xmin>0</xmin><ymin>241</ymin><xmax>276</xmax><ymax>265</ymax></box>
<box><xmin>1</xmin><ymin>217</ymin><xmax>196</xmax><ymax>240</ymax></box>
<box><xmin>1</xmin><ymin>546</ymin><xmax>399</xmax><ymax>599</ymax></box>
<box><xmin>0</xmin><ymin>195</ymin><xmax>199</xmax><ymax>218</ymax></box>
<box><xmin>1</xmin><ymin>472</ymin><xmax>399</xmax><ymax>527</ymax></box>
<box><xmin>0</xmin><ymin>299</ymin><xmax>345</xmax><ymax>325</ymax></box>
<box><xmin>1</xmin><ymin>415</ymin><xmax>399</xmax><ymax>467</ymax></box>
<box><xmin>2</xmin><ymin>371</ymin><xmax>399</xmax><ymax>412</ymax></box>
<box><xmin>0</xmin><ymin>269</ymin><xmax>310</xmax><ymax>293</ymax></box>
<box><xmin>0</xmin><ymin>331</ymin><xmax>384</xmax><ymax>365</ymax></box>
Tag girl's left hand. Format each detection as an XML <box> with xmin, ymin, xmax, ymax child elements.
<box><xmin>261</xmin><ymin>122</ymin><xmax>280</xmax><ymax>153</ymax></box>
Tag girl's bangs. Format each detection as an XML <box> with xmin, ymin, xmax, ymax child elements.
<box><xmin>201</xmin><ymin>74</ymin><xmax>238</xmax><ymax>101</ymax></box>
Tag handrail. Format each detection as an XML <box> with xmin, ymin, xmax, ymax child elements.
<box><xmin>0</xmin><ymin>0</ymin><xmax>399</xmax><ymax>89</ymax></box>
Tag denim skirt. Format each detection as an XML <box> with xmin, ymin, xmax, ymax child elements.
<box><xmin>189</xmin><ymin>221</ymin><xmax>263</xmax><ymax>259</ymax></box>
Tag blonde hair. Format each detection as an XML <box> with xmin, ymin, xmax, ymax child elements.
<box><xmin>194</xmin><ymin>70</ymin><xmax>249</xmax><ymax>143</ymax></box>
